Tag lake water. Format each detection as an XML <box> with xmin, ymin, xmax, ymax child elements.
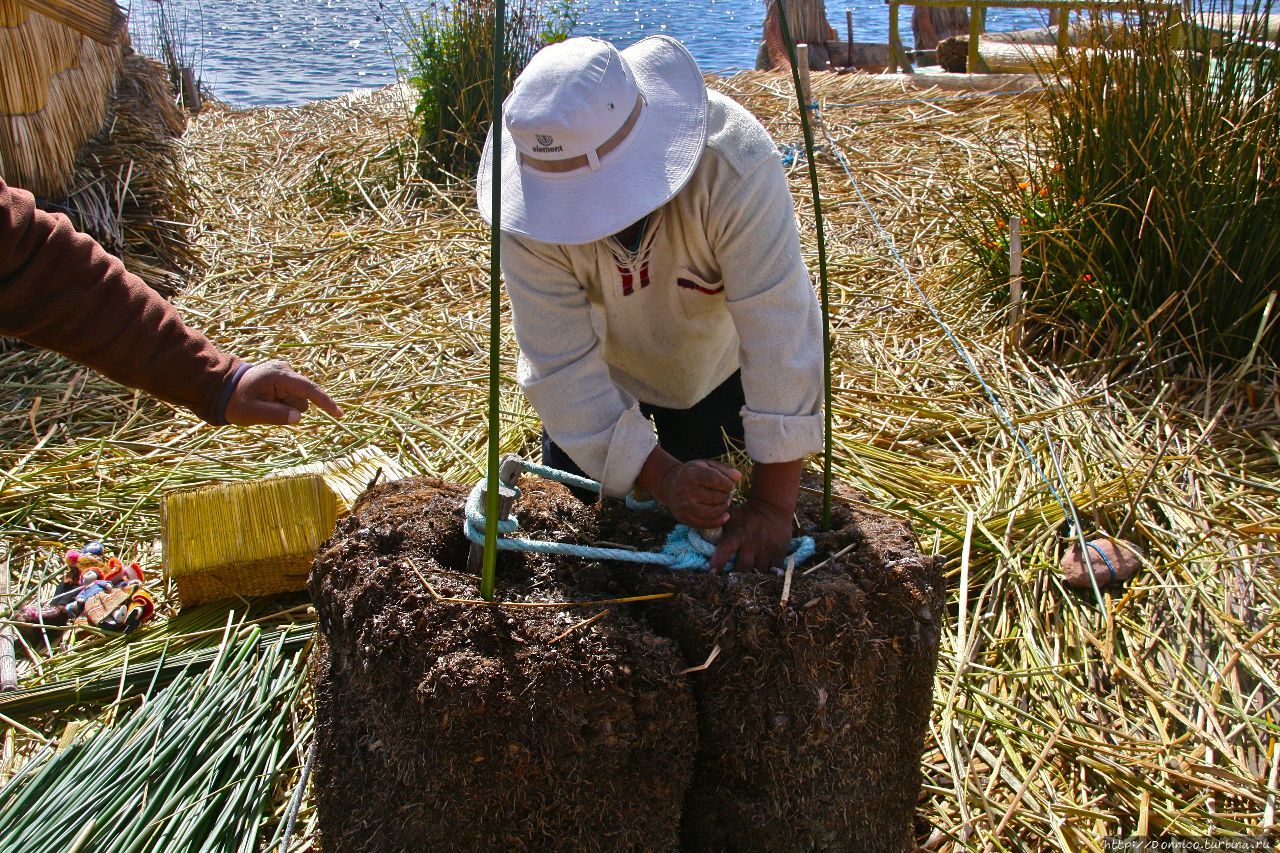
<box><xmin>128</xmin><ymin>0</ymin><xmax>1050</xmax><ymax>107</ymax></box>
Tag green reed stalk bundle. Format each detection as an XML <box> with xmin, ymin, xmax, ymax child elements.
<box><xmin>403</xmin><ymin>0</ymin><xmax>554</xmax><ymax>181</ymax></box>
<box><xmin>482</xmin><ymin>0</ymin><xmax>507</xmax><ymax>601</ymax></box>
<box><xmin>0</xmin><ymin>623</ymin><xmax>312</xmax><ymax>718</ymax></box>
<box><xmin>772</xmin><ymin>1</ymin><xmax>834</xmax><ymax>529</ymax></box>
<box><xmin>955</xmin><ymin>0</ymin><xmax>1280</xmax><ymax>366</ymax></box>
<box><xmin>0</xmin><ymin>621</ymin><xmax>308</xmax><ymax>852</ymax></box>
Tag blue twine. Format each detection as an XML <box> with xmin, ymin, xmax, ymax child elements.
<box><xmin>809</xmin><ymin>106</ymin><xmax>1119</xmax><ymax>586</ymax></box>
<box><xmin>463</xmin><ymin>468</ymin><xmax>816</xmax><ymax>573</ymax></box>
<box><xmin>517</xmin><ymin>459</ymin><xmax>657</xmax><ymax>510</ymax></box>
<box><xmin>778</xmin><ymin>141</ymin><xmax>805</xmax><ymax>168</ymax></box>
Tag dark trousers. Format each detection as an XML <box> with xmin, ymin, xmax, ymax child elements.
<box><xmin>542</xmin><ymin>371</ymin><xmax>746</xmax><ymax>498</ymax></box>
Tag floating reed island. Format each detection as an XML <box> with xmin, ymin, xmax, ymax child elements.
<box><xmin>0</xmin><ymin>54</ymin><xmax>1275</xmax><ymax>852</ymax></box>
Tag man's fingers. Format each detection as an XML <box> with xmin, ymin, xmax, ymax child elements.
<box><xmin>687</xmin><ymin>486</ymin><xmax>733</xmax><ymax>508</ymax></box>
<box><xmin>689</xmin><ymin>465</ymin><xmax>738</xmax><ymax>493</ymax></box>
<box><xmin>227</xmin><ymin>398</ymin><xmax>301</xmax><ymax>427</ymax></box>
<box><xmin>274</xmin><ymin>370</ymin><xmax>342</xmax><ymax>418</ymax></box>
<box><xmin>682</xmin><ymin>508</ymin><xmax>730</xmax><ymax>529</ymax></box>
<box><xmin>704</xmin><ymin>460</ymin><xmax>743</xmax><ymax>482</ymax></box>
<box><xmin>709</xmin><ymin>535</ymin><xmax>739</xmax><ymax>572</ymax></box>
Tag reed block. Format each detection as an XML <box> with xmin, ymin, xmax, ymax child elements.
<box><xmin>162</xmin><ymin>449</ymin><xmax>410</xmax><ymax>608</ymax></box>
<box><xmin>164</xmin><ymin>474</ymin><xmax>340</xmax><ymax>608</ymax></box>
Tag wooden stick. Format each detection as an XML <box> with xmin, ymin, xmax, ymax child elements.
<box><xmin>1008</xmin><ymin>214</ymin><xmax>1023</xmax><ymax>344</ymax></box>
<box><xmin>968</xmin><ymin>4</ymin><xmax>986</xmax><ymax>72</ymax></box>
<box><xmin>888</xmin><ymin>5</ymin><xmax>901</xmax><ymax>73</ymax></box>
<box><xmin>465</xmin><ymin>454</ymin><xmax>523</xmax><ymax>575</ymax></box>
<box><xmin>0</xmin><ymin>546</ymin><xmax>17</xmax><ymax>693</ymax></box>
<box><xmin>465</xmin><ymin>482</ymin><xmax>517</xmax><ymax>574</ymax></box>
<box><xmin>846</xmin><ymin>10</ymin><xmax>854</xmax><ymax>67</ymax></box>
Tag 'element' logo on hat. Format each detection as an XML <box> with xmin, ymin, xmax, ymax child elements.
<box><xmin>535</xmin><ymin>134</ymin><xmax>554</xmax><ymax>146</ymax></box>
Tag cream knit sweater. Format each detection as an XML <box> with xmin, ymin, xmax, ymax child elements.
<box><xmin>501</xmin><ymin>90</ymin><xmax>823</xmax><ymax>497</ymax></box>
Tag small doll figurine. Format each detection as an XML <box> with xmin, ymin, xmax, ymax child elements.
<box><xmin>16</xmin><ymin>540</ymin><xmax>156</xmax><ymax>643</ymax></box>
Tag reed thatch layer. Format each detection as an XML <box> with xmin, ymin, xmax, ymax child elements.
<box><xmin>0</xmin><ymin>0</ymin><xmax>24</xmax><ymax>28</ymax></box>
<box><xmin>0</xmin><ymin>9</ymin><xmax>123</xmax><ymax>197</ymax></box>
<box><xmin>45</xmin><ymin>51</ymin><xmax>193</xmax><ymax>297</ymax></box>
<box><xmin>18</xmin><ymin>0</ymin><xmax>125</xmax><ymax>45</ymax></box>
<box><xmin>0</xmin><ymin>71</ymin><xmax>1275</xmax><ymax>849</ymax></box>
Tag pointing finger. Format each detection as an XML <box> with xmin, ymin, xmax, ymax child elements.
<box><xmin>274</xmin><ymin>371</ymin><xmax>342</xmax><ymax>418</ymax></box>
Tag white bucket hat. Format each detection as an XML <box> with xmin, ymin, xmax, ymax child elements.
<box><xmin>477</xmin><ymin>35</ymin><xmax>708</xmax><ymax>246</ymax></box>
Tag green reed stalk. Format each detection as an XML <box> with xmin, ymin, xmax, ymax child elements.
<box><xmin>481</xmin><ymin>0</ymin><xmax>507</xmax><ymax>601</ymax></box>
<box><xmin>774</xmin><ymin>1</ymin><xmax>834</xmax><ymax>530</ymax></box>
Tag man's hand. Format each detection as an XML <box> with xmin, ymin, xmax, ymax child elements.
<box><xmin>708</xmin><ymin>459</ymin><xmax>804</xmax><ymax>573</ymax></box>
<box><xmin>637</xmin><ymin>448</ymin><xmax>741</xmax><ymax>529</ymax></box>
<box><xmin>223</xmin><ymin>360</ymin><xmax>343</xmax><ymax>426</ymax></box>
<box><xmin>709</xmin><ymin>497</ymin><xmax>793</xmax><ymax>573</ymax></box>
<box><xmin>657</xmin><ymin>459</ymin><xmax>742</xmax><ymax>528</ymax></box>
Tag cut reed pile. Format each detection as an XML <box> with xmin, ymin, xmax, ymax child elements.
<box><xmin>0</xmin><ymin>70</ymin><xmax>1275</xmax><ymax>849</ymax></box>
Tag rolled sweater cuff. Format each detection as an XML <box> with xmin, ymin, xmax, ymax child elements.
<box><xmin>599</xmin><ymin>406</ymin><xmax>658</xmax><ymax>498</ymax></box>
<box><xmin>211</xmin><ymin>362</ymin><xmax>253</xmax><ymax>426</ymax></box>
<box><xmin>741</xmin><ymin>408</ymin><xmax>823</xmax><ymax>464</ymax></box>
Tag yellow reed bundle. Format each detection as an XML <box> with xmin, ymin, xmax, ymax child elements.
<box><xmin>163</xmin><ymin>474</ymin><xmax>341</xmax><ymax>608</ymax></box>
<box><xmin>20</xmin><ymin>0</ymin><xmax>124</xmax><ymax>44</ymax></box>
<box><xmin>0</xmin><ymin>0</ymin><xmax>27</xmax><ymax>28</ymax></box>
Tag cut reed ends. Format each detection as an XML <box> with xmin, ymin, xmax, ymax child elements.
<box><xmin>163</xmin><ymin>474</ymin><xmax>339</xmax><ymax>607</ymax></box>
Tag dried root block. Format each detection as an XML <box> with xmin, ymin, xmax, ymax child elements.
<box><xmin>643</xmin><ymin>491</ymin><xmax>943</xmax><ymax>853</ymax></box>
<box><xmin>309</xmin><ymin>477</ymin><xmax>696</xmax><ymax>852</ymax></box>
<box><xmin>309</xmin><ymin>476</ymin><xmax>941</xmax><ymax>852</ymax></box>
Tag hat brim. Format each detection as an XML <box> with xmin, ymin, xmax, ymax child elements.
<box><xmin>477</xmin><ymin>35</ymin><xmax>708</xmax><ymax>246</ymax></box>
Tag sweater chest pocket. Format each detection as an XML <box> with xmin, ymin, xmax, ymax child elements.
<box><xmin>674</xmin><ymin>267</ymin><xmax>725</xmax><ymax>319</ymax></box>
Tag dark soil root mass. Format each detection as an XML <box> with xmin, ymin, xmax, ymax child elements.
<box><xmin>310</xmin><ymin>475</ymin><xmax>942</xmax><ymax>853</ymax></box>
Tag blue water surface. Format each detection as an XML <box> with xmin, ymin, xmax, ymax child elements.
<box><xmin>129</xmin><ymin>0</ymin><xmax>1052</xmax><ymax>106</ymax></box>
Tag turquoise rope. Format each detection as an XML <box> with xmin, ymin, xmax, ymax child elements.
<box><xmin>463</xmin><ymin>462</ymin><xmax>816</xmax><ymax>573</ymax></box>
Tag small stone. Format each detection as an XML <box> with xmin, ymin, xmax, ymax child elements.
<box><xmin>1060</xmin><ymin>538</ymin><xmax>1142</xmax><ymax>589</ymax></box>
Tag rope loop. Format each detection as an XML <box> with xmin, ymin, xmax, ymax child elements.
<box><xmin>464</xmin><ymin>457</ymin><xmax>817</xmax><ymax>573</ymax></box>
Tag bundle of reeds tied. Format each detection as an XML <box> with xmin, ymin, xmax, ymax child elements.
<box><xmin>162</xmin><ymin>448</ymin><xmax>411</xmax><ymax>608</ymax></box>
<box><xmin>0</xmin><ymin>0</ymin><xmax>125</xmax><ymax>197</ymax></box>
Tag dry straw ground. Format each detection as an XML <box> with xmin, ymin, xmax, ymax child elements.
<box><xmin>1</xmin><ymin>70</ymin><xmax>1277</xmax><ymax>850</ymax></box>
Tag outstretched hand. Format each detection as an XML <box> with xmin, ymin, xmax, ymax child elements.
<box><xmin>224</xmin><ymin>360</ymin><xmax>342</xmax><ymax>426</ymax></box>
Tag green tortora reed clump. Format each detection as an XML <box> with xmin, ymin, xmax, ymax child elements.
<box><xmin>404</xmin><ymin>0</ymin><xmax>577</xmax><ymax>181</ymax></box>
<box><xmin>958</xmin><ymin>0</ymin><xmax>1280</xmax><ymax>366</ymax></box>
